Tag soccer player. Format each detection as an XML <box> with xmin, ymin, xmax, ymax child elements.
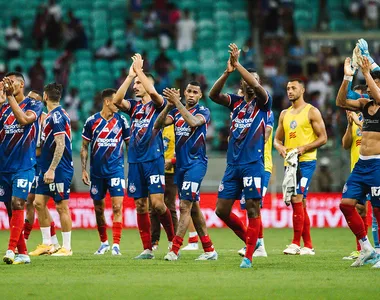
<box><xmin>274</xmin><ymin>78</ymin><xmax>327</xmax><ymax>256</ymax></box>
<box><xmin>150</xmin><ymin>124</ymin><xmax>178</xmax><ymax>251</ymax></box>
<box><xmin>25</xmin><ymin>90</ymin><xmax>61</xmax><ymax>254</ymax></box>
<box><xmin>33</xmin><ymin>83</ymin><xmax>74</xmax><ymax>257</ymax></box>
<box><xmin>114</xmin><ymin>54</ymin><xmax>175</xmax><ymax>259</ymax></box>
<box><xmin>81</xmin><ymin>88</ymin><xmax>130</xmax><ymax>255</ymax></box>
<box><xmin>210</xmin><ymin>44</ymin><xmax>272</xmax><ymax>268</ymax></box>
<box><xmin>336</xmin><ymin>56</ymin><xmax>380</xmax><ymax>268</ymax></box>
<box><xmin>1</xmin><ymin>73</ymin><xmax>43</xmax><ymax>265</ymax></box>
<box><xmin>239</xmin><ymin>110</ymin><xmax>274</xmax><ymax>258</ymax></box>
<box><xmin>154</xmin><ymin>82</ymin><xmax>217</xmax><ymax>261</ymax></box>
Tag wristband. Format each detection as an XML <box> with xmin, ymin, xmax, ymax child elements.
<box><xmin>171</xmin><ymin>157</ymin><xmax>176</xmax><ymax>165</ymax></box>
<box><xmin>344</xmin><ymin>75</ymin><xmax>353</xmax><ymax>82</ymax></box>
<box><xmin>371</xmin><ymin>62</ymin><xmax>380</xmax><ymax>71</ymax></box>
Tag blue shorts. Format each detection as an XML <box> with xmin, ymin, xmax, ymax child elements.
<box><xmin>176</xmin><ymin>162</ymin><xmax>207</xmax><ymax>201</ymax></box>
<box><xmin>0</xmin><ymin>168</ymin><xmax>35</xmax><ymax>202</ymax></box>
<box><xmin>36</xmin><ymin>169</ymin><xmax>73</xmax><ymax>202</ymax></box>
<box><xmin>296</xmin><ymin>160</ymin><xmax>316</xmax><ymax>198</ymax></box>
<box><xmin>30</xmin><ymin>164</ymin><xmax>41</xmax><ymax>195</ymax></box>
<box><xmin>240</xmin><ymin>170</ymin><xmax>271</xmax><ymax>209</ymax></box>
<box><xmin>90</xmin><ymin>170</ymin><xmax>125</xmax><ymax>201</ymax></box>
<box><xmin>342</xmin><ymin>158</ymin><xmax>380</xmax><ymax>207</ymax></box>
<box><xmin>127</xmin><ymin>156</ymin><xmax>165</xmax><ymax>199</ymax></box>
<box><xmin>218</xmin><ymin>160</ymin><xmax>265</xmax><ymax>201</ymax></box>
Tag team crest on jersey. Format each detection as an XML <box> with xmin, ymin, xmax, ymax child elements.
<box><xmin>53</xmin><ymin>111</ymin><xmax>62</xmax><ymax>124</ymax></box>
<box><xmin>290</xmin><ymin>120</ymin><xmax>297</xmax><ymax>130</ymax></box>
<box><xmin>218</xmin><ymin>182</ymin><xmax>224</xmax><ymax>192</ymax></box>
<box><xmin>247</xmin><ymin>105</ymin><xmax>254</xmax><ymax>114</ymax></box>
<box><xmin>0</xmin><ymin>186</ymin><xmax>4</xmax><ymax>196</ymax></box>
<box><xmin>356</xmin><ymin>128</ymin><xmax>362</xmax><ymax>137</ymax></box>
<box><xmin>112</xmin><ymin>125</ymin><xmax>119</xmax><ymax>133</ymax></box>
<box><xmin>91</xmin><ymin>185</ymin><xmax>98</xmax><ymax>195</ymax></box>
<box><xmin>145</xmin><ymin>105</ymin><xmax>152</xmax><ymax>115</ymax></box>
<box><xmin>103</xmin><ymin>127</ymin><xmax>110</xmax><ymax>132</ymax></box>
<box><xmin>129</xmin><ymin>183</ymin><xmax>136</xmax><ymax>193</ymax></box>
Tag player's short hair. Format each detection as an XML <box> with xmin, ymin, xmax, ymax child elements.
<box><xmin>5</xmin><ymin>71</ymin><xmax>24</xmax><ymax>82</ymax></box>
<box><xmin>187</xmin><ymin>81</ymin><xmax>201</xmax><ymax>87</ymax></box>
<box><xmin>371</xmin><ymin>71</ymin><xmax>380</xmax><ymax>81</ymax></box>
<box><xmin>353</xmin><ymin>84</ymin><xmax>367</xmax><ymax>93</ymax></box>
<box><xmin>101</xmin><ymin>88</ymin><xmax>117</xmax><ymax>100</ymax></box>
<box><xmin>144</xmin><ymin>72</ymin><xmax>155</xmax><ymax>82</ymax></box>
<box><xmin>288</xmin><ymin>78</ymin><xmax>305</xmax><ymax>87</ymax></box>
<box><xmin>246</xmin><ymin>68</ymin><xmax>257</xmax><ymax>73</ymax></box>
<box><xmin>44</xmin><ymin>82</ymin><xmax>63</xmax><ymax>102</ymax></box>
<box><xmin>30</xmin><ymin>89</ymin><xmax>42</xmax><ymax>97</ymax></box>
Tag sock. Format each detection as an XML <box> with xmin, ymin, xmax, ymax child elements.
<box><xmin>291</xmin><ymin>202</ymin><xmax>304</xmax><ymax>246</ymax></box>
<box><xmin>41</xmin><ymin>226</ymin><xmax>52</xmax><ymax>245</ymax></box>
<box><xmin>112</xmin><ymin>222</ymin><xmax>122</xmax><ymax>245</ymax></box>
<box><xmin>356</xmin><ymin>238</ymin><xmax>361</xmax><ymax>251</ymax></box>
<box><xmin>17</xmin><ymin>232</ymin><xmax>27</xmax><ymax>255</ymax></box>
<box><xmin>23</xmin><ymin>220</ymin><xmax>33</xmax><ymax>240</ymax></box>
<box><xmin>302</xmin><ymin>207</ymin><xmax>312</xmax><ymax>248</ymax></box>
<box><xmin>356</xmin><ymin>215</ymin><xmax>368</xmax><ymax>251</ymax></box>
<box><xmin>200</xmin><ymin>235</ymin><xmax>214</xmax><ymax>253</ymax></box>
<box><xmin>97</xmin><ymin>224</ymin><xmax>108</xmax><ymax>243</ymax></box>
<box><xmin>50</xmin><ymin>221</ymin><xmax>56</xmax><ymax>237</ymax></box>
<box><xmin>339</xmin><ymin>203</ymin><xmax>366</xmax><ymax>240</ymax></box>
<box><xmin>158</xmin><ymin>208</ymin><xmax>175</xmax><ymax>242</ymax></box>
<box><xmin>372</xmin><ymin>210</ymin><xmax>380</xmax><ymax>248</ymax></box>
<box><xmin>245</xmin><ymin>217</ymin><xmax>260</xmax><ymax>261</ymax></box>
<box><xmin>359</xmin><ymin>236</ymin><xmax>373</xmax><ymax>252</ymax></box>
<box><xmin>62</xmin><ymin>232</ymin><xmax>71</xmax><ymax>250</ymax></box>
<box><xmin>258</xmin><ymin>219</ymin><xmax>263</xmax><ymax>239</ymax></box>
<box><xmin>137</xmin><ymin>213</ymin><xmax>152</xmax><ymax>250</ymax></box>
<box><xmin>52</xmin><ymin>234</ymin><xmax>59</xmax><ymax>246</ymax></box>
<box><xmin>8</xmin><ymin>210</ymin><xmax>24</xmax><ymax>252</ymax></box>
<box><xmin>171</xmin><ymin>235</ymin><xmax>183</xmax><ymax>255</ymax></box>
<box><xmin>188</xmin><ymin>231</ymin><xmax>198</xmax><ymax>243</ymax></box>
<box><xmin>259</xmin><ymin>238</ymin><xmax>265</xmax><ymax>248</ymax></box>
<box><xmin>221</xmin><ymin>212</ymin><xmax>247</xmax><ymax>242</ymax></box>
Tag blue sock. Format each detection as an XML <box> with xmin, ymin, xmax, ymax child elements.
<box><xmin>372</xmin><ymin>211</ymin><xmax>379</xmax><ymax>248</ymax></box>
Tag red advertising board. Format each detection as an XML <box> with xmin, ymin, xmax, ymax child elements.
<box><xmin>0</xmin><ymin>192</ymin><xmax>351</xmax><ymax>229</ymax></box>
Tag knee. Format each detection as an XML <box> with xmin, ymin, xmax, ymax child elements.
<box><xmin>135</xmin><ymin>199</ymin><xmax>148</xmax><ymax>214</ymax></box>
<box><xmin>179</xmin><ymin>202</ymin><xmax>191</xmax><ymax>216</ymax></box>
<box><xmin>11</xmin><ymin>197</ymin><xmax>24</xmax><ymax>210</ymax></box>
<box><xmin>56</xmin><ymin>203</ymin><xmax>69</xmax><ymax>215</ymax></box>
<box><xmin>215</xmin><ymin>207</ymin><xmax>228</xmax><ymax>220</ymax></box>
<box><xmin>94</xmin><ymin>205</ymin><xmax>104</xmax><ymax>216</ymax></box>
<box><xmin>112</xmin><ymin>203</ymin><xmax>122</xmax><ymax>216</ymax></box>
<box><xmin>356</xmin><ymin>204</ymin><xmax>366</xmax><ymax>217</ymax></box>
<box><xmin>33</xmin><ymin>199</ymin><xmax>44</xmax><ymax>211</ymax></box>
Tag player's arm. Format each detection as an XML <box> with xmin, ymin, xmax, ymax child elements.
<box><xmin>3</xmin><ymin>78</ymin><xmax>38</xmax><ymax>125</ymax></box>
<box><xmin>133</xmin><ymin>53</ymin><xmax>164</xmax><ymax>107</ymax></box>
<box><xmin>209</xmin><ymin>57</ymin><xmax>235</xmax><ymax>107</ymax></box>
<box><xmin>273</xmin><ymin>110</ymin><xmax>287</xmax><ymax>158</ymax></box>
<box><xmin>265</xmin><ymin>125</ymin><xmax>273</xmax><ymax>143</ymax></box>
<box><xmin>0</xmin><ymin>82</ymin><xmax>6</xmax><ymax>105</ymax></box>
<box><xmin>154</xmin><ymin>102</ymin><xmax>175</xmax><ymax>129</ymax></box>
<box><xmin>297</xmin><ymin>107</ymin><xmax>327</xmax><ymax>155</ymax></box>
<box><xmin>342</xmin><ymin>111</ymin><xmax>353</xmax><ymax>150</ymax></box>
<box><xmin>336</xmin><ymin>58</ymin><xmax>368</xmax><ymax>111</ymax></box>
<box><xmin>43</xmin><ymin>134</ymin><xmax>65</xmax><ymax>184</ymax></box>
<box><xmin>361</xmin><ymin>57</ymin><xmax>380</xmax><ymax>104</ymax></box>
<box><xmin>164</xmin><ymin>88</ymin><xmax>205</xmax><ymax>127</ymax></box>
<box><xmin>229</xmin><ymin>43</ymin><xmax>268</xmax><ymax>107</ymax></box>
<box><xmin>80</xmin><ymin>138</ymin><xmax>90</xmax><ymax>186</ymax></box>
<box><xmin>114</xmin><ymin>64</ymin><xmax>135</xmax><ymax>111</ymax></box>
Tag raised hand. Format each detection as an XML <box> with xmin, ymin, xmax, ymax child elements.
<box><xmin>0</xmin><ymin>81</ymin><xmax>5</xmax><ymax>104</ymax></box>
<box><xmin>346</xmin><ymin>110</ymin><xmax>353</xmax><ymax>125</ymax></box>
<box><xmin>3</xmin><ymin>77</ymin><xmax>14</xmax><ymax>96</ymax></box>
<box><xmin>226</xmin><ymin>56</ymin><xmax>235</xmax><ymax>73</ymax></box>
<box><xmin>132</xmin><ymin>53</ymin><xmax>144</xmax><ymax>72</ymax></box>
<box><xmin>228</xmin><ymin>43</ymin><xmax>240</xmax><ymax>67</ymax></box>
<box><xmin>128</xmin><ymin>62</ymin><xmax>136</xmax><ymax>78</ymax></box>
<box><xmin>359</xmin><ymin>56</ymin><xmax>371</xmax><ymax>75</ymax></box>
<box><xmin>163</xmin><ymin>88</ymin><xmax>180</xmax><ymax>105</ymax></box>
<box><xmin>344</xmin><ymin>57</ymin><xmax>355</xmax><ymax>76</ymax></box>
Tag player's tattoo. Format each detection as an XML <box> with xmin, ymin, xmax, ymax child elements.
<box><xmin>80</xmin><ymin>140</ymin><xmax>89</xmax><ymax>171</ymax></box>
<box><xmin>154</xmin><ymin>104</ymin><xmax>173</xmax><ymax>129</ymax></box>
<box><xmin>49</xmin><ymin>134</ymin><xmax>65</xmax><ymax>171</ymax></box>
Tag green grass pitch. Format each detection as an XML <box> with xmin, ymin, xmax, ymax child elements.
<box><xmin>0</xmin><ymin>228</ymin><xmax>379</xmax><ymax>299</ymax></box>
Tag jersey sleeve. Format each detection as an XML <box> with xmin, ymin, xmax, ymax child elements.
<box><xmin>121</xmin><ymin>115</ymin><xmax>130</xmax><ymax>141</ymax></box>
<box><xmin>266</xmin><ymin>111</ymin><xmax>274</xmax><ymax>128</ymax></box>
<box><xmin>26</xmin><ymin>99</ymin><xmax>43</xmax><ymax>121</ymax></box>
<box><xmin>121</xmin><ymin>99</ymin><xmax>138</xmax><ymax>116</ymax></box>
<box><xmin>155</xmin><ymin>97</ymin><xmax>167</xmax><ymax>112</ymax></box>
<box><xmin>167</xmin><ymin>108</ymin><xmax>177</xmax><ymax>122</ymax></box>
<box><xmin>196</xmin><ymin>107</ymin><xmax>211</xmax><ymax>124</ymax></box>
<box><xmin>52</xmin><ymin>111</ymin><xmax>67</xmax><ymax>136</ymax></box>
<box><xmin>82</xmin><ymin>117</ymin><xmax>93</xmax><ymax>141</ymax></box>
<box><xmin>227</xmin><ymin>93</ymin><xmax>243</xmax><ymax>111</ymax></box>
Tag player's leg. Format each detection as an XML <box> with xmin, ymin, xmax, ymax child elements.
<box><xmin>372</xmin><ymin>207</ymin><xmax>380</xmax><ymax>253</ymax></box>
<box><xmin>182</xmin><ymin>219</ymin><xmax>199</xmax><ymax>250</ymax></box>
<box><xmin>3</xmin><ymin>169</ymin><xmax>34</xmax><ymax>264</ymax></box>
<box><xmin>215</xmin><ymin>164</ymin><xmax>246</xmax><ymax>242</ymax></box>
<box><xmin>191</xmin><ymin>202</ymin><xmax>217</xmax><ymax>261</ymax></box>
<box><xmin>93</xmin><ymin>198</ymin><xmax>110</xmax><ymax>254</ymax></box>
<box><xmin>164</xmin><ymin>199</ymin><xmax>193</xmax><ymax>261</ymax></box>
<box><xmin>164</xmin><ymin>173</ymin><xmax>178</xmax><ymax>235</ymax></box>
<box><xmin>24</xmin><ymin>192</ymin><xmax>35</xmax><ymax>241</ymax></box>
<box><xmin>372</xmin><ymin>204</ymin><xmax>380</xmax><ymax>268</ymax></box>
<box><xmin>128</xmin><ymin>162</ymin><xmax>154</xmax><ymax>259</ymax></box>
<box><xmin>149</xmin><ymin>195</ymin><xmax>161</xmax><ymax>250</ymax></box>
<box><xmin>111</xmin><ymin>196</ymin><xmax>123</xmax><ymax>255</ymax></box>
<box><xmin>147</xmin><ymin>157</ymin><xmax>175</xmax><ymax>243</ymax></box>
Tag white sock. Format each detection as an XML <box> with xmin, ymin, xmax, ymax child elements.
<box><xmin>189</xmin><ymin>231</ymin><xmax>198</xmax><ymax>238</ymax></box>
<box><xmin>62</xmin><ymin>232</ymin><xmax>71</xmax><ymax>250</ymax></box>
<box><xmin>41</xmin><ymin>227</ymin><xmax>52</xmax><ymax>245</ymax></box>
<box><xmin>51</xmin><ymin>235</ymin><xmax>59</xmax><ymax>246</ymax></box>
<box><xmin>112</xmin><ymin>243</ymin><xmax>119</xmax><ymax>248</ymax></box>
<box><xmin>359</xmin><ymin>236</ymin><xmax>373</xmax><ymax>251</ymax></box>
<box><xmin>259</xmin><ymin>238</ymin><xmax>265</xmax><ymax>248</ymax></box>
<box><xmin>102</xmin><ymin>240</ymin><xmax>109</xmax><ymax>245</ymax></box>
